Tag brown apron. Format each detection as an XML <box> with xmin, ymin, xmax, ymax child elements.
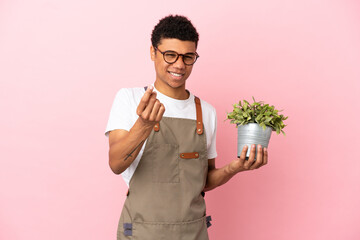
<box><xmin>117</xmin><ymin>96</ymin><xmax>212</xmax><ymax>240</ymax></box>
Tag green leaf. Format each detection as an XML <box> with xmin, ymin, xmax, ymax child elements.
<box><xmin>243</xmin><ymin>101</ymin><xmax>248</xmax><ymax>110</ymax></box>
<box><xmin>226</xmin><ymin>97</ymin><xmax>288</xmax><ymax>135</ymax></box>
<box><xmin>265</xmin><ymin>116</ymin><xmax>272</xmax><ymax>122</ymax></box>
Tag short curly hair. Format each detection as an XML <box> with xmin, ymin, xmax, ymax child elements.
<box><xmin>151</xmin><ymin>15</ymin><xmax>199</xmax><ymax>48</ymax></box>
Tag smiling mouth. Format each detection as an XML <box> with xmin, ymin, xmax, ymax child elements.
<box><xmin>169</xmin><ymin>71</ymin><xmax>184</xmax><ymax>77</ymax></box>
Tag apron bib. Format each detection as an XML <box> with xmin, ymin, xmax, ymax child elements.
<box><xmin>117</xmin><ymin>97</ymin><xmax>211</xmax><ymax>240</ymax></box>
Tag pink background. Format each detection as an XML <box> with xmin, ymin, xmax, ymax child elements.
<box><xmin>1</xmin><ymin>0</ymin><xmax>360</xmax><ymax>239</ymax></box>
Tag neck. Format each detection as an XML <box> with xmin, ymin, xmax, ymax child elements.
<box><xmin>154</xmin><ymin>81</ymin><xmax>189</xmax><ymax>100</ymax></box>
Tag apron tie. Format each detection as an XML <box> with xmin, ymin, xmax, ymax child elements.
<box><xmin>206</xmin><ymin>216</ymin><xmax>212</xmax><ymax>228</ymax></box>
<box><xmin>123</xmin><ymin>223</ymin><xmax>133</xmax><ymax>236</ymax></box>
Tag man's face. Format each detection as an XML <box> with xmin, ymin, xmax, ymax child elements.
<box><xmin>151</xmin><ymin>38</ymin><xmax>197</xmax><ymax>90</ymax></box>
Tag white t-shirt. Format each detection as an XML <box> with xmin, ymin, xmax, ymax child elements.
<box><xmin>105</xmin><ymin>85</ymin><xmax>217</xmax><ymax>186</ymax></box>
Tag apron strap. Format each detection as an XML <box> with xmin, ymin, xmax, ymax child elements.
<box><xmin>194</xmin><ymin>96</ymin><xmax>204</xmax><ymax>135</ymax></box>
<box><xmin>153</xmin><ymin>122</ymin><xmax>160</xmax><ymax>132</ymax></box>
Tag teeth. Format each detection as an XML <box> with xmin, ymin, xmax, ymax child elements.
<box><xmin>170</xmin><ymin>72</ymin><xmax>183</xmax><ymax>77</ymax></box>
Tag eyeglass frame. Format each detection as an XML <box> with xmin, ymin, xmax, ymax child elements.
<box><xmin>154</xmin><ymin>47</ymin><xmax>200</xmax><ymax>66</ymax></box>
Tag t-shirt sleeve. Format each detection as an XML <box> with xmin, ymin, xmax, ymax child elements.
<box><xmin>105</xmin><ymin>88</ymin><xmax>134</xmax><ymax>136</ymax></box>
<box><xmin>207</xmin><ymin>108</ymin><xmax>218</xmax><ymax>159</ymax></box>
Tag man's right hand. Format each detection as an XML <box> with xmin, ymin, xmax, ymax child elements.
<box><xmin>136</xmin><ymin>85</ymin><xmax>165</xmax><ymax>126</ymax></box>
<box><xmin>108</xmin><ymin>85</ymin><xmax>165</xmax><ymax>174</ymax></box>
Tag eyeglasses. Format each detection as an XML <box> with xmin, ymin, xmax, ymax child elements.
<box><xmin>155</xmin><ymin>47</ymin><xmax>199</xmax><ymax>65</ymax></box>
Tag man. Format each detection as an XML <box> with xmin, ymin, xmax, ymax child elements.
<box><xmin>105</xmin><ymin>15</ymin><xmax>268</xmax><ymax>240</ymax></box>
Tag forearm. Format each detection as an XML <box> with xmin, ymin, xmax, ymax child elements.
<box><xmin>109</xmin><ymin>118</ymin><xmax>154</xmax><ymax>174</ymax></box>
<box><xmin>204</xmin><ymin>164</ymin><xmax>236</xmax><ymax>192</ymax></box>
<box><xmin>204</xmin><ymin>145</ymin><xmax>268</xmax><ymax>191</ymax></box>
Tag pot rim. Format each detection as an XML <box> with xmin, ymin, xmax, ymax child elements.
<box><xmin>236</xmin><ymin>122</ymin><xmax>275</xmax><ymax>131</ymax></box>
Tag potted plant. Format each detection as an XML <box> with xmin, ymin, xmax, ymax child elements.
<box><xmin>226</xmin><ymin>97</ymin><xmax>288</xmax><ymax>159</ymax></box>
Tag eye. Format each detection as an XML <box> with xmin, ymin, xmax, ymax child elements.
<box><xmin>164</xmin><ymin>52</ymin><xmax>177</xmax><ymax>58</ymax></box>
<box><xmin>184</xmin><ymin>55</ymin><xmax>195</xmax><ymax>60</ymax></box>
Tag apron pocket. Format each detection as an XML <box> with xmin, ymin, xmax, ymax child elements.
<box><xmin>150</xmin><ymin>143</ymin><xmax>180</xmax><ymax>183</ymax></box>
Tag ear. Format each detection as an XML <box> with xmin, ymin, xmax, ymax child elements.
<box><xmin>150</xmin><ymin>45</ymin><xmax>156</xmax><ymax>61</ymax></box>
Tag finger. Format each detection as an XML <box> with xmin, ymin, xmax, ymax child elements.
<box><xmin>244</xmin><ymin>144</ymin><xmax>256</xmax><ymax>169</ymax></box>
<box><xmin>149</xmin><ymin>100</ymin><xmax>161</xmax><ymax>121</ymax></box>
<box><xmin>263</xmin><ymin>147</ymin><xmax>268</xmax><ymax>165</ymax></box>
<box><xmin>239</xmin><ymin>145</ymin><xmax>248</xmax><ymax>165</ymax></box>
<box><xmin>136</xmin><ymin>85</ymin><xmax>154</xmax><ymax>115</ymax></box>
<box><xmin>251</xmin><ymin>145</ymin><xmax>263</xmax><ymax>169</ymax></box>
<box><xmin>141</xmin><ymin>93</ymin><xmax>157</xmax><ymax>119</ymax></box>
<box><xmin>155</xmin><ymin>103</ymin><xmax>166</xmax><ymax>122</ymax></box>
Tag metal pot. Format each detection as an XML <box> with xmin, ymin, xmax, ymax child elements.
<box><xmin>237</xmin><ymin>123</ymin><xmax>272</xmax><ymax>159</ymax></box>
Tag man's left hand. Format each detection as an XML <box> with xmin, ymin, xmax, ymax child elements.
<box><xmin>228</xmin><ymin>144</ymin><xmax>268</xmax><ymax>174</ymax></box>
